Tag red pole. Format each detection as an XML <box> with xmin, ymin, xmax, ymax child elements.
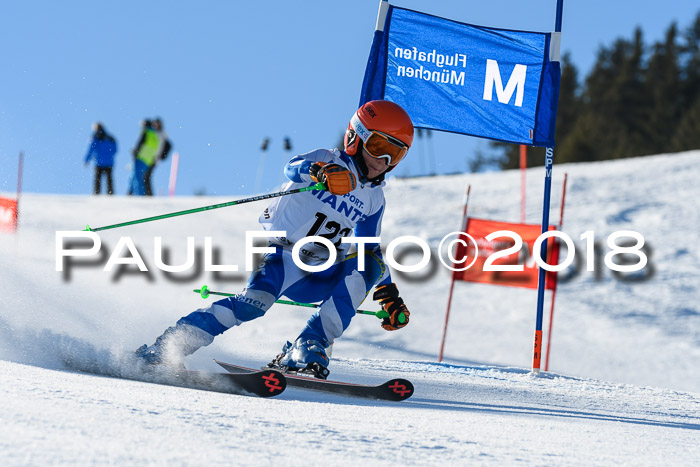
<box><xmin>439</xmin><ymin>271</ymin><xmax>458</xmax><ymax>363</ymax></box>
<box><xmin>520</xmin><ymin>145</ymin><xmax>526</xmax><ymax>223</ymax></box>
<box><xmin>438</xmin><ymin>185</ymin><xmax>471</xmax><ymax>362</ymax></box>
<box><xmin>544</xmin><ymin>173</ymin><xmax>567</xmax><ymax>372</ymax></box>
<box><xmin>15</xmin><ymin>151</ymin><xmax>24</xmax><ymax>229</ymax></box>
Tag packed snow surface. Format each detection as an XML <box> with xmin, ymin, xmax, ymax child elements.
<box><xmin>1</xmin><ymin>151</ymin><xmax>699</xmax><ymax>464</ymax></box>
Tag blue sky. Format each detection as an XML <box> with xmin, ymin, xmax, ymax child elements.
<box><xmin>1</xmin><ymin>0</ymin><xmax>698</xmax><ymax>196</ymax></box>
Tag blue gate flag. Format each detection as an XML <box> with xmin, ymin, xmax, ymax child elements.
<box><xmin>360</xmin><ymin>6</ymin><xmax>561</xmax><ymax>147</ymax></box>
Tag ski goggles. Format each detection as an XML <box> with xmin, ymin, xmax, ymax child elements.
<box><xmin>351</xmin><ymin>113</ymin><xmax>409</xmax><ymax>166</ymax></box>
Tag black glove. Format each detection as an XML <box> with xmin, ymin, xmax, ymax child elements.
<box><xmin>309</xmin><ymin>162</ymin><xmax>356</xmax><ymax>195</ymax></box>
<box><xmin>373</xmin><ymin>283</ymin><xmax>410</xmax><ymax>331</ymax></box>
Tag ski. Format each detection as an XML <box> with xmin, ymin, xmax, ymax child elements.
<box><xmin>64</xmin><ymin>360</ymin><xmax>286</xmax><ymax>398</ymax></box>
<box><xmin>215</xmin><ymin>360</ymin><xmax>414</xmax><ymax>402</ymax></box>
<box><xmin>174</xmin><ymin>368</ymin><xmax>287</xmax><ymax>398</ymax></box>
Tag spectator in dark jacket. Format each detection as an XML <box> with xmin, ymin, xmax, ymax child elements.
<box><xmin>84</xmin><ymin>122</ymin><xmax>118</xmax><ymax>195</ymax></box>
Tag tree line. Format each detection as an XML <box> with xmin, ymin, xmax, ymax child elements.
<box><xmin>492</xmin><ymin>11</ymin><xmax>700</xmax><ymax>170</ymax></box>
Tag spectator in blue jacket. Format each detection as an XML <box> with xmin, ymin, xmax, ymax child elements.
<box><xmin>84</xmin><ymin>122</ymin><xmax>118</xmax><ymax>195</ymax></box>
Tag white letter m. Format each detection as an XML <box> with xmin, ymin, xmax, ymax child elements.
<box><xmin>483</xmin><ymin>59</ymin><xmax>527</xmax><ymax>107</ymax></box>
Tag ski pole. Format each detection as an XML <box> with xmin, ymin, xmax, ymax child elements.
<box><xmin>83</xmin><ymin>182</ymin><xmax>327</xmax><ymax>232</ymax></box>
<box><xmin>194</xmin><ymin>285</ymin><xmax>392</xmax><ymax>320</ymax></box>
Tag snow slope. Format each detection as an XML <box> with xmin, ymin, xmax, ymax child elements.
<box><xmin>1</xmin><ymin>151</ymin><xmax>699</xmax><ymax>464</ymax></box>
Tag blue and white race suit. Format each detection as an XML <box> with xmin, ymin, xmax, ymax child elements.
<box><xmin>175</xmin><ymin>149</ymin><xmax>392</xmax><ymax>350</ymax></box>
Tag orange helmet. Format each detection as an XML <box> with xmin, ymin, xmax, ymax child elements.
<box><xmin>344</xmin><ymin>100</ymin><xmax>414</xmax><ymax>171</ymax></box>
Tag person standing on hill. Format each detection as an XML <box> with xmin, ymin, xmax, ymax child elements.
<box><xmin>129</xmin><ymin>118</ymin><xmax>171</xmax><ymax>196</ymax></box>
<box><xmin>84</xmin><ymin>122</ymin><xmax>118</xmax><ymax>195</ymax></box>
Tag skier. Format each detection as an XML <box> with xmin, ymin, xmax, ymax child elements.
<box><xmin>136</xmin><ymin>100</ymin><xmax>413</xmax><ymax>379</ymax></box>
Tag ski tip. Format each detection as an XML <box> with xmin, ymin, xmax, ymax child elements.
<box><xmin>257</xmin><ymin>369</ymin><xmax>287</xmax><ymax>397</ymax></box>
<box><xmin>381</xmin><ymin>378</ymin><xmax>414</xmax><ymax>401</ymax></box>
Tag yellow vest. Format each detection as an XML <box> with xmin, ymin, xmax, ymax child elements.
<box><xmin>136</xmin><ymin>129</ymin><xmax>162</xmax><ymax>167</ymax></box>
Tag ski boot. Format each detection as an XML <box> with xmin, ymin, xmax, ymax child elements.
<box><xmin>134</xmin><ymin>324</ymin><xmax>210</xmax><ymax>369</ymax></box>
<box><xmin>267</xmin><ymin>337</ymin><xmax>330</xmax><ymax>379</ymax></box>
<box><xmin>134</xmin><ymin>327</ymin><xmax>179</xmax><ymax>368</ymax></box>
<box><xmin>134</xmin><ymin>343</ymin><xmax>165</xmax><ymax>365</ymax></box>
